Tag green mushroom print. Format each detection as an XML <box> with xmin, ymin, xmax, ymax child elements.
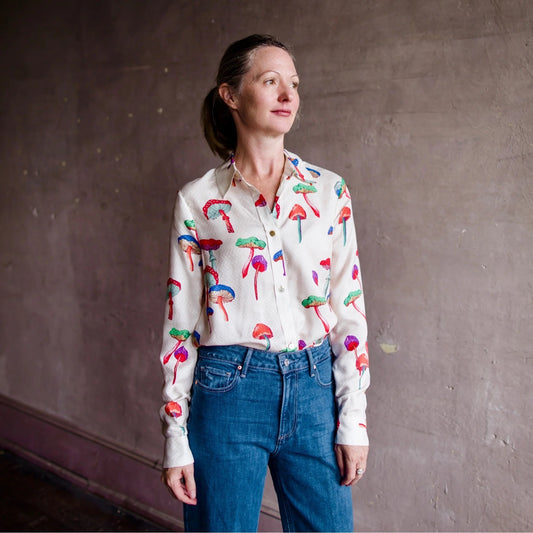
<box><xmin>208</xmin><ymin>284</ymin><xmax>235</xmax><ymax>321</ymax></box>
<box><xmin>293</xmin><ymin>183</ymin><xmax>320</xmax><ymax>217</ymax></box>
<box><xmin>236</xmin><ymin>237</ymin><xmax>266</xmax><ymax>278</ymax></box>
<box><xmin>203</xmin><ymin>199</ymin><xmax>235</xmax><ymax>233</ymax></box>
<box><xmin>166</xmin><ymin>278</ymin><xmax>181</xmax><ymax>320</ymax></box>
<box><xmin>251</xmin><ymin>255</ymin><xmax>267</xmax><ymax>300</ymax></box>
<box><xmin>184</xmin><ymin>219</ymin><xmax>199</xmax><ymax>241</ymax></box>
<box><xmin>302</xmin><ymin>295</ymin><xmax>330</xmax><ymax>333</ymax></box>
<box><xmin>334</xmin><ymin>178</ymin><xmax>351</xmax><ymax>199</ymax></box>
<box><xmin>163</xmin><ymin>328</ymin><xmax>191</xmax><ymax>365</ymax></box>
<box><xmin>289</xmin><ymin>204</ymin><xmax>307</xmax><ymax>243</ymax></box>
<box><xmin>253</xmin><ymin>323</ymin><xmax>273</xmax><ymax>350</ymax></box>
<box><xmin>178</xmin><ymin>234</ymin><xmax>201</xmax><ymax>271</ymax></box>
<box><xmin>344</xmin><ymin>289</ymin><xmax>366</xmax><ymax>320</ymax></box>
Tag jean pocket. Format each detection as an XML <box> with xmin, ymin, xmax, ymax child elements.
<box><xmin>194</xmin><ymin>359</ymin><xmax>240</xmax><ymax>393</ymax></box>
<box><xmin>314</xmin><ymin>355</ymin><xmax>333</xmax><ymax>388</ymax></box>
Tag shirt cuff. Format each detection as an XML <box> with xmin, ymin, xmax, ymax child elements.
<box><xmin>163</xmin><ymin>435</ymin><xmax>195</xmax><ymax>468</ymax></box>
<box><xmin>336</xmin><ymin>420</ymin><xmax>369</xmax><ymax>447</ymax></box>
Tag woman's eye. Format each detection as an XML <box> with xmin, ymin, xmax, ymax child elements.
<box><xmin>265</xmin><ymin>79</ymin><xmax>275</xmax><ymax>85</ymax></box>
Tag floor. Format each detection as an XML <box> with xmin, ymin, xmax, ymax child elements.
<box><xmin>0</xmin><ymin>449</ymin><xmax>170</xmax><ymax>532</ymax></box>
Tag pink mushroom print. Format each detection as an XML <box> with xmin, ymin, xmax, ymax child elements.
<box><xmin>166</xmin><ymin>278</ymin><xmax>181</xmax><ymax>320</ymax></box>
<box><xmin>301</xmin><ymin>295</ymin><xmax>330</xmax><ymax>333</ymax></box>
<box><xmin>273</xmin><ymin>250</ymin><xmax>286</xmax><ymax>275</ymax></box>
<box><xmin>171</xmin><ymin>346</ymin><xmax>189</xmax><ymax>384</ymax></box>
<box><xmin>199</xmin><ymin>239</ymin><xmax>222</xmax><ymax>271</ymax></box>
<box><xmin>255</xmin><ymin>194</ymin><xmax>267</xmax><ymax>208</ymax></box>
<box><xmin>344</xmin><ymin>289</ymin><xmax>366</xmax><ymax>319</ymax></box>
<box><xmin>203</xmin><ymin>199</ymin><xmax>234</xmax><ymax>233</ymax></box>
<box><xmin>356</xmin><ymin>351</ymin><xmax>369</xmax><ymax>384</ymax></box>
<box><xmin>334</xmin><ymin>178</ymin><xmax>351</xmax><ymax>199</ymax></box>
<box><xmin>289</xmin><ymin>204</ymin><xmax>307</xmax><ymax>243</ymax></box>
<box><xmin>178</xmin><ymin>234</ymin><xmax>201</xmax><ymax>271</ymax></box>
<box><xmin>208</xmin><ymin>284</ymin><xmax>235</xmax><ymax>321</ymax></box>
<box><xmin>251</xmin><ymin>255</ymin><xmax>267</xmax><ymax>300</ymax></box>
<box><xmin>252</xmin><ymin>323</ymin><xmax>273</xmax><ymax>350</ymax></box>
<box><xmin>164</xmin><ymin>401</ymin><xmax>182</xmax><ymax>418</ymax></box>
<box><xmin>293</xmin><ymin>183</ymin><xmax>320</xmax><ymax>217</ymax></box>
<box><xmin>338</xmin><ymin>206</ymin><xmax>351</xmax><ymax>246</ymax></box>
<box><xmin>235</xmin><ymin>237</ymin><xmax>266</xmax><ymax>278</ymax></box>
<box><xmin>312</xmin><ymin>270</ymin><xmax>319</xmax><ymax>286</ymax></box>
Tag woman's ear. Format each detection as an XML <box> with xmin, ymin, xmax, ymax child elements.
<box><xmin>218</xmin><ymin>84</ymin><xmax>238</xmax><ymax>110</ymax></box>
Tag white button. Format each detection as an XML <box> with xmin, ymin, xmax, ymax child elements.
<box><xmin>288</xmin><ymin>343</ymin><xmax>295</xmax><ymax>350</ymax></box>
<box><xmin>284</xmin><ymin>359</ymin><xmax>290</xmax><ymax>366</ymax></box>
<box><xmin>278</xmin><ymin>286</ymin><xmax>285</xmax><ymax>292</ymax></box>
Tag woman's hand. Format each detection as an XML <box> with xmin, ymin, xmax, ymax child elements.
<box><xmin>162</xmin><ymin>464</ymin><xmax>197</xmax><ymax>505</ymax></box>
<box><xmin>335</xmin><ymin>444</ymin><xmax>369</xmax><ymax>486</ymax></box>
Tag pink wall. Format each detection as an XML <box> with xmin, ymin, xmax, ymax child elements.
<box><xmin>1</xmin><ymin>1</ymin><xmax>532</xmax><ymax>530</ymax></box>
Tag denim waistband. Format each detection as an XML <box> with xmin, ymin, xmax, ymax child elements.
<box><xmin>197</xmin><ymin>337</ymin><xmax>331</xmax><ymax>376</ymax></box>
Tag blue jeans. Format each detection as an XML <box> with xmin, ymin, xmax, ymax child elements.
<box><xmin>184</xmin><ymin>338</ymin><xmax>353</xmax><ymax>532</ymax></box>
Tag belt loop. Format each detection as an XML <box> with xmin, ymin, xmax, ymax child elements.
<box><xmin>306</xmin><ymin>346</ymin><xmax>316</xmax><ymax>377</ymax></box>
<box><xmin>240</xmin><ymin>347</ymin><xmax>254</xmax><ymax>378</ymax></box>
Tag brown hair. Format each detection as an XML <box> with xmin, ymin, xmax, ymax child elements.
<box><xmin>201</xmin><ymin>34</ymin><xmax>292</xmax><ymax>160</ymax></box>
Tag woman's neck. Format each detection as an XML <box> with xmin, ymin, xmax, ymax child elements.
<box><xmin>233</xmin><ymin>137</ymin><xmax>286</xmax><ymax>209</ymax></box>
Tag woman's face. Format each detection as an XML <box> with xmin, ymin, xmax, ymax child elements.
<box><xmin>223</xmin><ymin>46</ymin><xmax>300</xmax><ymax>140</ymax></box>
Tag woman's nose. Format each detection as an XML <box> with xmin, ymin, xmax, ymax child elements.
<box><xmin>278</xmin><ymin>84</ymin><xmax>294</xmax><ymax>101</ymax></box>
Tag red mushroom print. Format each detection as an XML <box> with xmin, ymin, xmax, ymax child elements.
<box><xmin>163</xmin><ymin>328</ymin><xmax>191</xmax><ymax>364</ymax></box>
<box><xmin>203</xmin><ymin>199</ymin><xmax>234</xmax><ymax>233</ymax></box>
<box><xmin>178</xmin><ymin>234</ymin><xmax>201</xmax><ymax>271</ymax></box>
<box><xmin>293</xmin><ymin>183</ymin><xmax>320</xmax><ymax>217</ymax></box>
<box><xmin>320</xmin><ymin>258</ymin><xmax>331</xmax><ymax>298</ymax></box>
<box><xmin>255</xmin><ymin>194</ymin><xmax>267</xmax><ymax>208</ymax></box>
<box><xmin>356</xmin><ymin>351</ymin><xmax>369</xmax><ymax>384</ymax></box>
<box><xmin>166</xmin><ymin>278</ymin><xmax>181</xmax><ymax>320</ymax></box>
<box><xmin>171</xmin><ymin>346</ymin><xmax>189</xmax><ymax>384</ymax></box>
<box><xmin>203</xmin><ymin>265</ymin><xmax>219</xmax><ymax>288</ymax></box>
<box><xmin>199</xmin><ymin>239</ymin><xmax>223</xmax><ymax>271</ymax></box>
<box><xmin>301</xmin><ymin>295</ymin><xmax>330</xmax><ymax>333</ymax></box>
<box><xmin>273</xmin><ymin>250</ymin><xmax>286</xmax><ymax>276</ymax></box>
<box><xmin>251</xmin><ymin>255</ymin><xmax>267</xmax><ymax>300</ymax></box>
<box><xmin>338</xmin><ymin>206</ymin><xmax>351</xmax><ymax>246</ymax></box>
<box><xmin>289</xmin><ymin>204</ymin><xmax>307</xmax><ymax>243</ymax></box>
<box><xmin>235</xmin><ymin>237</ymin><xmax>266</xmax><ymax>278</ymax></box>
<box><xmin>343</xmin><ymin>289</ymin><xmax>366</xmax><ymax>319</ymax></box>
<box><xmin>164</xmin><ymin>401</ymin><xmax>182</xmax><ymax>418</ymax></box>
<box><xmin>208</xmin><ymin>284</ymin><xmax>235</xmax><ymax>321</ymax></box>
<box><xmin>253</xmin><ymin>323</ymin><xmax>273</xmax><ymax>350</ymax></box>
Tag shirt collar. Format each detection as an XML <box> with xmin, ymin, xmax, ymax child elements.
<box><xmin>214</xmin><ymin>150</ymin><xmax>318</xmax><ymax>198</ymax></box>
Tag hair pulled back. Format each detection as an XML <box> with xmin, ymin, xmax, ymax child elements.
<box><xmin>201</xmin><ymin>34</ymin><xmax>291</xmax><ymax>160</ymax></box>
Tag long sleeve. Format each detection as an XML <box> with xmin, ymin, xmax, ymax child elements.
<box><xmin>159</xmin><ymin>191</ymin><xmax>204</xmax><ymax>468</ymax></box>
<box><xmin>328</xmin><ymin>188</ymin><xmax>370</xmax><ymax>446</ymax></box>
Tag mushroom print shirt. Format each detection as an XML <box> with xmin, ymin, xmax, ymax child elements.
<box><xmin>160</xmin><ymin>151</ymin><xmax>369</xmax><ymax>467</ymax></box>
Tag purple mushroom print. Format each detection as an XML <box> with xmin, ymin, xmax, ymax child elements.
<box><xmin>253</xmin><ymin>323</ymin><xmax>273</xmax><ymax>350</ymax></box>
<box><xmin>293</xmin><ymin>183</ymin><xmax>320</xmax><ymax>217</ymax></box>
<box><xmin>236</xmin><ymin>237</ymin><xmax>266</xmax><ymax>278</ymax></box>
<box><xmin>289</xmin><ymin>204</ymin><xmax>306</xmax><ymax>243</ymax></box>
<box><xmin>199</xmin><ymin>239</ymin><xmax>222</xmax><ymax>271</ymax></box>
<box><xmin>273</xmin><ymin>250</ymin><xmax>286</xmax><ymax>276</ymax></box>
<box><xmin>203</xmin><ymin>199</ymin><xmax>235</xmax><ymax>233</ymax></box>
<box><xmin>163</xmin><ymin>328</ymin><xmax>191</xmax><ymax>383</ymax></box>
<box><xmin>178</xmin><ymin>234</ymin><xmax>201</xmax><ymax>271</ymax></box>
<box><xmin>344</xmin><ymin>334</ymin><xmax>360</xmax><ymax>354</ymax></box>
<box><xmin>166</xmin><ymin>278</ymin><xmax>181</xmax><ymax>320</ymax></box>
<box><xmin>251</xmin><ymin>255</ymin><xmax>267</xmax><ymax>300</ymax></box>
<box><xmin>171</xmin><ymin>346</ymin><xmax>189</xmax><ymax>385</ymax></box>
<box><xmin>208</xmin><ymin>284</ymin><xmax>235</xmax><ymax>321</ymax></box>
<box><xmin>338</xmin><ymin>206</ymin><xmax>351</xmax><ymax>246</ymax></box>
<box><xmin>301</xmin><ymin>295</ymin><xmax>330</xmax><ymax>334</ymax></box>
<box><xmin>344</xmin><ymin>289</ymin><xmax>366</xmax><ymax>319</ymax></box>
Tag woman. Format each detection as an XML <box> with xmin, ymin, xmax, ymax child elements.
<box><xmin>160</xmin><ymin>34</ymin><xmax>369</xmax><ymax>532</ymax></box>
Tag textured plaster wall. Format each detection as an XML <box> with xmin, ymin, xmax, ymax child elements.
<box><xmin>1</xmin><ymin>1</ymin><xmax>532</xmax><ymax>531</ymax></box>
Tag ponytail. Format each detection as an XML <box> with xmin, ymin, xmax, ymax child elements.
<box><xmin>201</xmin><ymin>87</ymin><xmax>237</xmax><ymax>161</ymax></box>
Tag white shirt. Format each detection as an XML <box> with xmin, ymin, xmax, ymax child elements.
<box><xmin>160</xmin><ymin>151</ymin><xmax>369</xmax><ymax>468</ymax></box>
